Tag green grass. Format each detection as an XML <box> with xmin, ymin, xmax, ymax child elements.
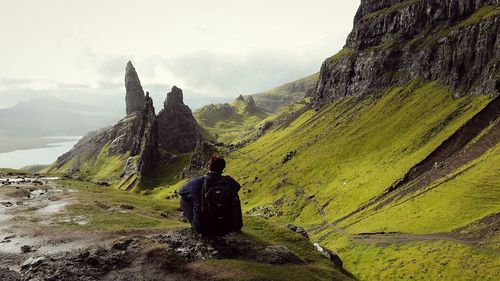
<box><xmin>323</xmin><ymin>238</ymin><xmax>500</xmax><ymax>281</ymax></box>
<box><xmin>343</xmin><ymin>143</ymin><xmax>500</xmax><ymax>234</ymax></box>
<box><xmin>194</xmin><ymin>216</ymin><xmax>353</xmax><ymax>281</ymax></box>
<box><xmin>363</xmin><ymin>0</ymin><xmax>421</xmax><ymax>20</ymax></box>
<box><xmin>457</xmin><ymin>5</ymin><xmax>500</xmax><ymax>28</ymax></box>
<box><xmin>134</xmin><ymin>152</ymin><xmax>192</xmax><ymax>191</ymax></box>
<box><xmin>195</xmin><ymin>98</ymin><xmax>269</xmax><ymax>144</ymax></box>
<box><xmin>54</xmin><ymin>179</ymin><xmax>185</xmax><ymax>231</ymax></box>
<box><xmin>227</xmin><ymin>80</ymin><xmax>491</xmax><ymax>227</ymax></box>
<box><xmin>326</xmin><ymin>48</ymin><xmax>354</xmax><ymax>63</ymax></box>
<box><xmin>221</xmin><ymin>79</ymin><xmax>499</xmax><ymax>280</ymax></box>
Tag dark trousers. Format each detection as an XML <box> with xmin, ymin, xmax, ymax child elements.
<box><xmin>180</xmin><ymin>198</ymin><xmax>194</xmax><ymax>224</ymax></box>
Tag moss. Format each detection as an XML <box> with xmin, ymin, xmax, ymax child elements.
<box><xmin>457</xmin><ymin>5</ymin><xmax>500</xmax><ymax>28</ymax></box>
<box><xmin>326</xmin><ymin>48</ymin><xmax>354</xmax><ymax>63</ymax></box>
<box><xmin>195</xmin><ymin>99</ymin><xmax>269</xmax><ymax>144</ymax></box>
<box><xmin>343</xmin><ymin>143</ymin><xmax>500</xmax><ymax>234</ymax></box>
<box><xmin>135</xmin><ymin>152</ymin><xmax>192</xmax><ymax>191</ymax></box>
<box><xmin>363</xmin><ymin>0</ymin><xmax>422</xmax><ymax>20</ymax></box>
<box><xmin>228</xmin><ymin>81</ymin><xmax>489</xmax><ymax>226</ymax></box>
<box><xmin>53</xmin><ymin>179</ymin><xmax>185</xmax><ymax>231</ymax></box>
<box><xmin>319</xmin><ymin>236</ymin><xmax>500</xmax><ymax>281</ymax></box>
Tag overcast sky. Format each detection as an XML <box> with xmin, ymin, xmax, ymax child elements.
<box><xmin>0</xmin><ymin>0</ymin><xmax>360</xmax><ymax>109</ymax></box>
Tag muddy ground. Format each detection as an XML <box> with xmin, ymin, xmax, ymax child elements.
<box><xmin>0</xmin><ymin>177</ymin><xmax>346</xmax><ymax>281</ymax></box>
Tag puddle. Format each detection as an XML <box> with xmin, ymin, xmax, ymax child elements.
<box><xmin>40</xmin><ymin>215</ymin><xmax>89</xmax><ymax>226</ymax></box>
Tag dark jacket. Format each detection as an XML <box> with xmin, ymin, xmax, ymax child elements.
<box><xmin>179</xmin><ymin>171</ymin><xmax>241</xmax><ymax>233</ymax></box>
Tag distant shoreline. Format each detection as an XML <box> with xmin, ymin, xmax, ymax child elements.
<box><xmin>0</xmin><ymin>136</ymin><xmax>80</xmax><ymax>153</ymax></box>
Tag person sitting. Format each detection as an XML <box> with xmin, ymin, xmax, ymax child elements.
<box><xmin>179</xmin><ymin>155</ymin><xmax>243</xmax><ymax>235</ymax></box>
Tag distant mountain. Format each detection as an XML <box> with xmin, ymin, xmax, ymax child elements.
<box><xmin>251</xmin><ymin>72</ymin><xmax>319</xmax><ymax>113</ymax></box>
<box><xmin>0</xmin><ymin>97</ymin><xmax>122</xmax><ymax>137</ymax></box>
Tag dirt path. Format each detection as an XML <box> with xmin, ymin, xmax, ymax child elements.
<box><xmin>351</xmin><ymin>232</ymin><xmax>480</xmax><ymax>247</ymax></box>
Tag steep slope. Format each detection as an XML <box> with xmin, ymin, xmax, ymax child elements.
<box><xmin>221</xmin><ymin>0</ymin><xmax>499</xmax><ymax>280</ymax></box>
<box><xmin>252</xmin><ymin>72</ymin><xmax>319</xmax><ymax>113</ymax></box>
<box><xmin>227</xmin><ymin>80</ymin><xmax>498</xmax><ymax>280</ymax></box>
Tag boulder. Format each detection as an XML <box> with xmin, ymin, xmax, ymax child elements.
<box><xmin>313</xmin><ymin>243</ymin><xmax>343</xmax><ymax>268</ymax></box>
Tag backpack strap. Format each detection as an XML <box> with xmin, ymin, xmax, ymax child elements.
<box><xmin>200</xmin><ymin>176</ymin><xmax>208</xmax><ymax>215</ymax></box>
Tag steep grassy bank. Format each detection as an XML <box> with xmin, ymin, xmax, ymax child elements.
<box><xmin>223</xmin><ymin>80</ymin><xmax>498</xmax><ymax>280</ymax></box>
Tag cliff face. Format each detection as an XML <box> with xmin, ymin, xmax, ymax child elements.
<box><xmin>157</xmin><ymin>86</ymin><xmax>202</xmax><ymax>153</ymax></box>
<box><xmin>312</xmin><ymin>0</ymin><xmax>499</xmax><ymax>108</ymax></box>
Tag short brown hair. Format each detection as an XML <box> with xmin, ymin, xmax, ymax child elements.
<box><xmin>208</xmin><ymin>155</ymin><xmax>226</xmax><ymax>174</ymax></box>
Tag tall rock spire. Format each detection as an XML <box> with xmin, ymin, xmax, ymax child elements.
<box><xmin>125</xmin><ymin>61</ymin><xmax>145</xmax><ymax>115</ymax></box>
<box><xmin>157</xmin><ymin>86</ymin><xmax>202</xmax><ymax>152</ymax></box>
<box><xmin>135</xmin><ymin>92</ymin><xmax>159</xmax><ymax>176</ymax></box>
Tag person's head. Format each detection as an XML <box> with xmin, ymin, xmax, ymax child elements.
<box><xmin>208</xmin><ymin>155</ymin><xmax>226</xmax><ymax>174</ymax></box>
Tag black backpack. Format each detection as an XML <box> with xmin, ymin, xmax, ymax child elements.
<box><xmin>200</xmin><ymin>176</ymin><xmax>243</xmax><ymax>235</ymax></box>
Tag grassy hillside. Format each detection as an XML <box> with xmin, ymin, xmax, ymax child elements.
<box><xmin>222</xmin><ymin>80</ymin><xmax>499</xmax><ymax>280</ymax></box>
<box><xmin>195</xmin><ymin>98</ymin><xmax>268</xmax><ymax>144</ymax></box>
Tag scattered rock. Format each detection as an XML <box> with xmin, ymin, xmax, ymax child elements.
<box><xmin>118</xmin><ymin>204</ymin><xmax>135</xmax><ymax>210</ymax></box>
<box><xmin>286</xmin><ymin>224</ymin><xmax>310</xmax><ymax>240</ymax></box>
<box><xmin>282</xmin><ymin>150</ymin><xmax>297</xmax><ymax>164</ymax></box>
<box><xmin>21</xmin><ymin>245</ymin><xmax>35</xmax><ymax>253</ymax></box>
<box><xmin>0</xmin><ymin>268</ymin><xmax>21</xmax><ymax>281</ymax></box>
<box><xmin>0</xmin><ymin>201</ymin><xmax>13</xmax><ymax>208</ymax></box>
<box><xmin>313</xmin><ymin>243</ymin><xmax>343</xmax><ymax>268</ymax></box>
<box><xmin>21</xmin><ymin>256</ymin><xmax>46</xmax><ymax>271</ymax></box>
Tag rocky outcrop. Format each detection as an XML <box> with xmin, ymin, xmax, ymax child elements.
<box><xmin>16</xmin><ymin>229</ymin><xmax>306</xmax><ymax>281</ymax></box>
<box><xmin>125</xmin><ymin>61</ymin><xmax>145</xmax><ymax>115</ymax></box>
<box><xmin>135</xmin><ymin>93</ymin><xmax>159</xmax><ymax>176</ymax></box>
<box><xmin>50</xmin><ymin>62</ymin><xmax>160</xmax><ymax>181</ymax></box>
<box><xmin>312</xmin><ymin>0</ymin><xmax>499</xmax><ymax>108</ymax></box>
<box><xmin>181</xmin><ymin>141</ymin><xmax>218</xmax><ymax>178</ymax></box>
<box><xmin>157</xmin><ymin>86</ymin><xmax>202</xmax><ymax>152</ymax></box>
<box><xmin>243</xmin><ymin>95</ymin><xmax>258</xmax><ymax>113</ymax></box>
